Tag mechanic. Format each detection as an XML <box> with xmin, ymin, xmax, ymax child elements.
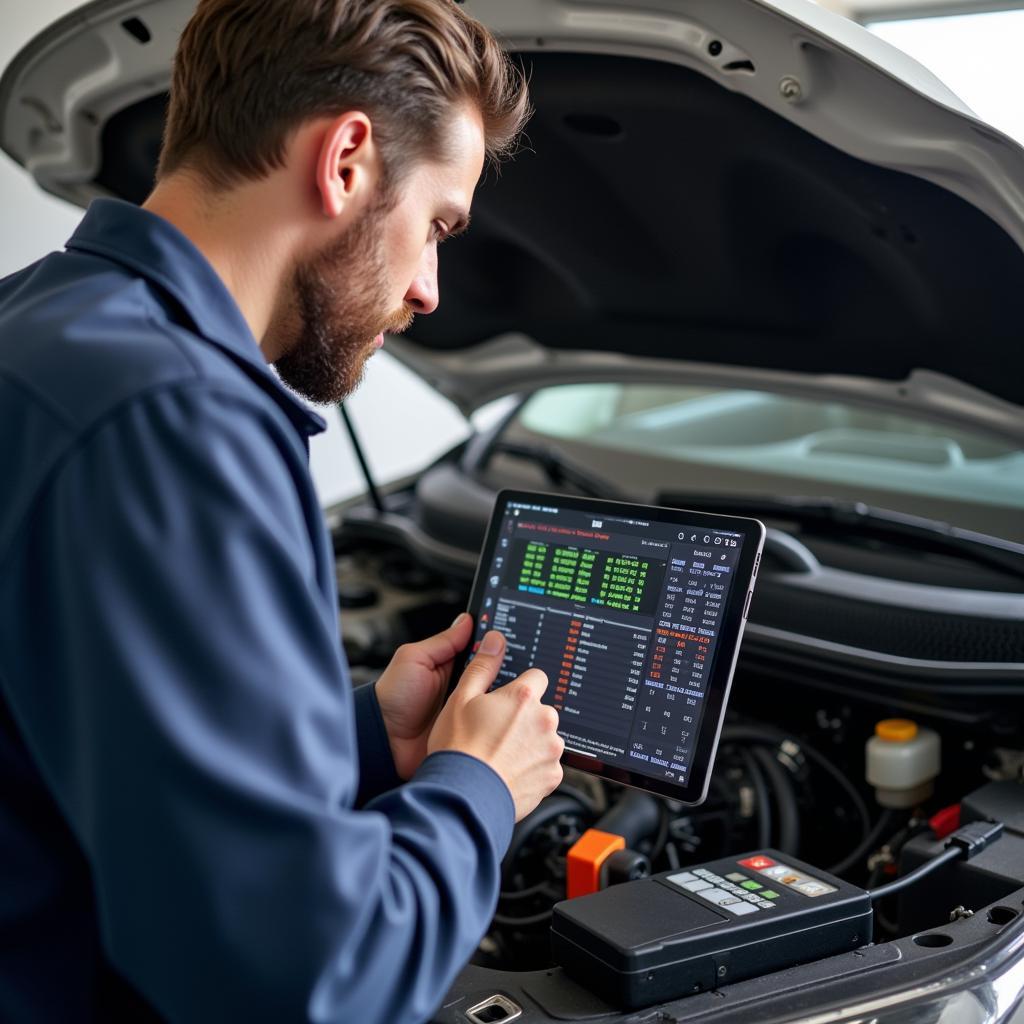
<box><xmin>0</xmin><ymin>1</ymin><xmax>564</xmax><ymax>1021</ymax></box>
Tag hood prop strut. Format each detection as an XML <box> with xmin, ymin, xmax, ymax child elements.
<box><xmin>339</xmin><ymin>403</ymin><xmax>384</xmax><ymax>515</ymax></box>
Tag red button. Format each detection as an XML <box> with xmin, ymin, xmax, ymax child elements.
<box><xmin>739</xmin><ymin>855</ymin><xmax>776</xmax><ymax>870</ymax></box>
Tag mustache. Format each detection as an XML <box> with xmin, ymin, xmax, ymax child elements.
<box><xmin>380</xmin><ymin>305</ymin><xmax>415</xmax><ymax>337</ymax></box>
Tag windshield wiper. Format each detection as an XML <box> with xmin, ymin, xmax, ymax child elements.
<box><xmin>658</xmin><ymin>492</ymin><xmax>1024</xmax><ymax>583</ymax></box>
<box><xmin>479</xmin><ymin>441</ymin><xmax>629</xmax><ymax>501</ymax></box>
<box><xmin>469</xmin><ymin>440</ymin><xmax>1024</xmax><ymax>582</ymax></box>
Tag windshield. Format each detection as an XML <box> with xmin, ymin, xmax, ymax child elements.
<box><xmin>509</xmin><ymin>384</ymin><xmax>1024</xmax><ymax>541</ymax></box>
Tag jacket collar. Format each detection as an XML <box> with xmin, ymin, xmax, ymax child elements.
<box><xmin>66</xmin><ymin>198</ymin><xmax>326</xmax><ymax>437</ymax></box>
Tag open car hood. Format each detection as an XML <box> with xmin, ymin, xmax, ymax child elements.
<box><xmin>3</xmin><ymin>0</ymin><xmax>1024</xmax><ymax>438</ymax></box>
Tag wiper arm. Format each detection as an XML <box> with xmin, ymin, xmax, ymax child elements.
<box><xmin>482</xmin><ymin>441</ymin><xmax>628</xmax><ymax>501</ymax></box>
<box><xmin>658</xmin><ymin>492</ymin><xmax>1024</xmax><ymax>583</ymax></box>
<box><xmin>462</xmin><ymin>443</ymin><xmax>1024</xmax><ymax>582</ymax></box>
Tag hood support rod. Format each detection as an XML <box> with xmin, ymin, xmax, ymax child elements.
<box><xmin>338</xmin><ymin>403</ymin><xmax>384</xmax><ymax>515</ymax></box>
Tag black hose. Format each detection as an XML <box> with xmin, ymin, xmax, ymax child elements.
<box><xmin>738</xmin><ymin>746</ymin><xmax>772</xmax><ymax>849</ymax></box>
<box><xmin>664</xmin><ymin>842</ymin><xmax>681</xmax><ymax>870</ymax></box>
<box><xmin>829</xmin><ymin>809</ymin><xmax>898</xmax><ymax>878</ymax></box>
<box><xmin>497</xmin><ymin>880</ymin><xmax>553</xmax><ymax>902</ymax></box>
<box><xmin>648</xmin><ymin>802</ymin><xmax>671</xmax><ymax>862</ymax></box>
<box><xmin>554</xmin><ymin>783</ymin><xmax>601</xmax><ymax>817</ymax></box>
<box><xmin>595</xmin><ymin>790</ymin><xmax>661</xmax><ymax>848</ymax></box>
<box><xmin>799</xmin><ymin>746</ymin><xmax>872</xmax><ymax>844</ymax></box>
<box><xmin>493</xmin><ymin>908</ymin><xmax>556</xmax><ymax>929</ymax></box>
<box><xmin>752</xmin><ymin>746</ymin><xmax>800</xmax><ymax>855</ymax></box>
<box><xmin>501</xmin><ymin>794</ymin><xmax>587</xmax><ymax>888</ymax></box>
<box><xmin>722</xmin><ymin>725</ymin><xmax>872</xmax><ymax>846</ymax></box>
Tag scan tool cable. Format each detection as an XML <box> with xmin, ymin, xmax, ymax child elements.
<box><xmin>868</xmin><ymin>821</ymin><xmax>1004</xmax><ymax>902</ymax></box>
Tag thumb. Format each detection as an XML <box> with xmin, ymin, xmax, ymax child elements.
<box><xmin>400</xmin><ymin>612</ymin><xmax>474</xmax><ymax>669</ymax></box>
<box><xmin>452</xmin><ymin>630</ymin><xmax>507</xmax><ymax>701</ymax></box>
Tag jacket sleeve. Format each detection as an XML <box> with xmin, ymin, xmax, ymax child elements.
<box><xmin>351</xmin><ymin>682</ymin><xmax>403</xmax><ymax>805</ymax></box>
<box><xmin>2</xmin><ymin>382</ymin><xmax>513</xmax><ymax>1024</ymax></box>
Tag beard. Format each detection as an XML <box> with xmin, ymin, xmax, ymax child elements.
<box><xmin>272</xmin><ymin>202</ymin><xmax>414</xmax><ymax>405</ymax></box>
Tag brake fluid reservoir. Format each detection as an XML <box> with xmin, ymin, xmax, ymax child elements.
<box><xmin>866</xmin><ymin>719</ymin><xmax>940</xmax><ymax>809</ymax></box>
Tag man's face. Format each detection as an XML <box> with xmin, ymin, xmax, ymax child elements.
<box><xmin>274</xmin><ymin>107</ymin><xmax>486</xmax><ymax>405</ymax></box>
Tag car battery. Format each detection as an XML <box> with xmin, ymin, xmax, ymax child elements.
<box><xmin>551</xmin><ymin>850</ymin><xmax>873</xmax><ymax>1011</ymax></box>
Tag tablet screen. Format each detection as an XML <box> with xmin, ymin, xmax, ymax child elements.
<box><xmin>458</xmin><ymin>491</ymin><xmax>765</xmax><ymax>803</ymax></box>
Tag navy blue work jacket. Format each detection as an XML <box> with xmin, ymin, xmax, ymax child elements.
<box><xmin>0</xmin><ymin>199</ymin><xmax>513</xmax><ymax>1023</ymax></box>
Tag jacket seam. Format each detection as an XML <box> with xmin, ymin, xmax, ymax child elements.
<box><xmin>143</xmin><ymin>308</ymin><xmax>205</xmax><ymax>378</ymax></box>
<box><xmin>0</xmin><ymin>368</ymin><xmax>79</xmax><ymax>432</ymax></box>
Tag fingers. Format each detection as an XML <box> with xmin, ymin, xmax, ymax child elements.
<box><xmin>509</xmin><ymin>668</ymin><xmax>550</xmax><ymax>706</ymax></box>
<box><xmin>541</xmin><ymin>703</ymin><xmax>560</xmax><ymax>732</ymax></box>
<box><xmin>453</xmin><ymin>629</ymin><xmax>507</xmax><ymax>700</ymax></box>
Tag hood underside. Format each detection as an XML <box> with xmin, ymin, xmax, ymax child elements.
<box><xmin>3</xmin><ymin>0</ymin><xmax>1024</xmax><ymax>416</ymax></box>
<box><xmin>408</xmin><ymin>48</ymin><xmax>1024</xmax><ymax>413</ymax></box>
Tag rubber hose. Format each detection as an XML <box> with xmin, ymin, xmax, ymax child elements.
<box><xmin>595</xmin><ymin>790</ymin><xmax>662</xmax><ymax>848</ymax></box>
<box><xmin>738</xmin><ymin>746</ymin><xmax>772</xmax><ymax>849</ymax></box>
<box><xmin>501</xmin><ymin>794</ymin><xmax>589</xmax><ymax>888</ymax></box>
<box><xmin>722</xmin><ymin>725</ymin><xmax>872</xmax><ymax>844</ymax></box>
<box><xmin>752</xmin><ymin>746</ymin><xmax>801</xmax><ymax>856</ymax></box>
<box><xmin>829</xmin><ymin>809</ymin><xmax>898</xmax><ymax>877</ymax></box>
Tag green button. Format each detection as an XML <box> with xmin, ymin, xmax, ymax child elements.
<box><xmin>740</xmin><ymin>880</ymin><xmax>762</xmax><ymax>891</ymax></box>
<box><xmin>761</xmin><ymin>890</ymin><xmax>780</xmax><ymax>900</ymax></box>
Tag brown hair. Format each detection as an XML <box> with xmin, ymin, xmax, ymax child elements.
<box><xmin>157</xmin><ymin>0</ymin><xmax>531</xmax><ymax>190</ymax></box>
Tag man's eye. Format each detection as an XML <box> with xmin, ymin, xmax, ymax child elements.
<box><xmin>432</xmin><ymin>221</ymin><xmax>450</xmax><ymax>244</ymax></box>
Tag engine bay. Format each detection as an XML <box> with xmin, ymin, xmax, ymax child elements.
<box><xmin>333</xmin><ymin>495</ymin><xmax>1024</xmax><ymax>1021</ymax></box>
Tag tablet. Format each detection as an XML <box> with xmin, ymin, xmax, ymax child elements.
<box><xmin>451</xmin><ymin>490</ymin><xmax>765</xmax><ymax>804</ymax></box>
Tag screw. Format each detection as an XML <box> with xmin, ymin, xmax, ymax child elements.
<box><xmin>780</xmin><ymin>76</ymin><xmax>803</xmax><ymax>103</ymax></box>
<box><xmin>717</xmin><ymin>965</ymin><xmax>727</xmax><ymax>977</ymax></box>
<box><xmin>708</xmin><ymin>40</ymin><xmax>723</xmax><ymax>57</ymax></box>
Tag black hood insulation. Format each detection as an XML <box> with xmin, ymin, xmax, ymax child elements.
<box><xmin>94</xmin><ymin>52</ymin><xmax>1024</xmax><ymax>405</ymax></box>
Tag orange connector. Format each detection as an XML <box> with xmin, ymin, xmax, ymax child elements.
<box><xmin>566</xmin><ymin>828</ymin><xmax>625</xmax><ymax>899</ymax></box>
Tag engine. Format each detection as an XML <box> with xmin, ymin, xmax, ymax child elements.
<box><xmin>334</xmin><ymin>534</ymin><xmax>1024</xmax><ymax>968</ymax></box>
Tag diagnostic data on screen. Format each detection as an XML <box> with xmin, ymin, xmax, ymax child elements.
<box><xmin>470</xmin><ymin>502</ymin><xmax>745</xmax><ymax>786</ymax></box>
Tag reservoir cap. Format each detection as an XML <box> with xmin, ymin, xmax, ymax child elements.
<box><xmin>875</xmin><ymin>719</ymin><xmax>918</xmax><ymax>743</ymax></box>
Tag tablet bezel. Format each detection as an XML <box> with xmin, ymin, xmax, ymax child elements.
<box><xmin>450</xmin><ymin>489</ymin><xmax>765</xmax><ymax>805</ymax></box>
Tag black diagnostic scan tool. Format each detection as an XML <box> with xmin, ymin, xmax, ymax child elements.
<box><xmin>551</xmin><ymin>850</ymin><xmax>873</xmax><ymax>1010</ymax></box>
<box><xmin>550</xmin><ymin>819</ymin><xmax>1005</xmax><ymax>1011</ymax></box>
<box><xmin>451</xmin><ymin>490</ymin><xmax>765</xmax><ymax>804</ymax></box>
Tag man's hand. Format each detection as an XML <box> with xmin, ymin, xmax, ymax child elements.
<box><xmin>374</xmin><ymin>613</ymin><xmax>475</xmax><ymax>780</ymax></box>
<box><xmin>428</xmin><ymin>630</ymin><xmax>564</xmax><ymax>822</ymax></box>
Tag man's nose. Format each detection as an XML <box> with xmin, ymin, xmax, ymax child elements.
<box><xmin>404</xmin><ymin>248</ymin><xmax>439</xmax><ymax>315</ymax></box>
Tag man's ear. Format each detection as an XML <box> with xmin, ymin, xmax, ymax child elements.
<box><xmin>315</xmin><ymin>112</ymin><xmax>377</xmax><ymax>219</ymax></box>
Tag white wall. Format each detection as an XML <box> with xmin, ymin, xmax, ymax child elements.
<box><xmin>0</xmin><ymin>0</ymin><xmax>470</xmax><ymax>508</ymax></box>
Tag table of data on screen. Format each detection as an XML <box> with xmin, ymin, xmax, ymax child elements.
<box><xmin>481</xmin><ymin>517</ymin><xmax>738</xmax><ymax>784</ymax></box>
